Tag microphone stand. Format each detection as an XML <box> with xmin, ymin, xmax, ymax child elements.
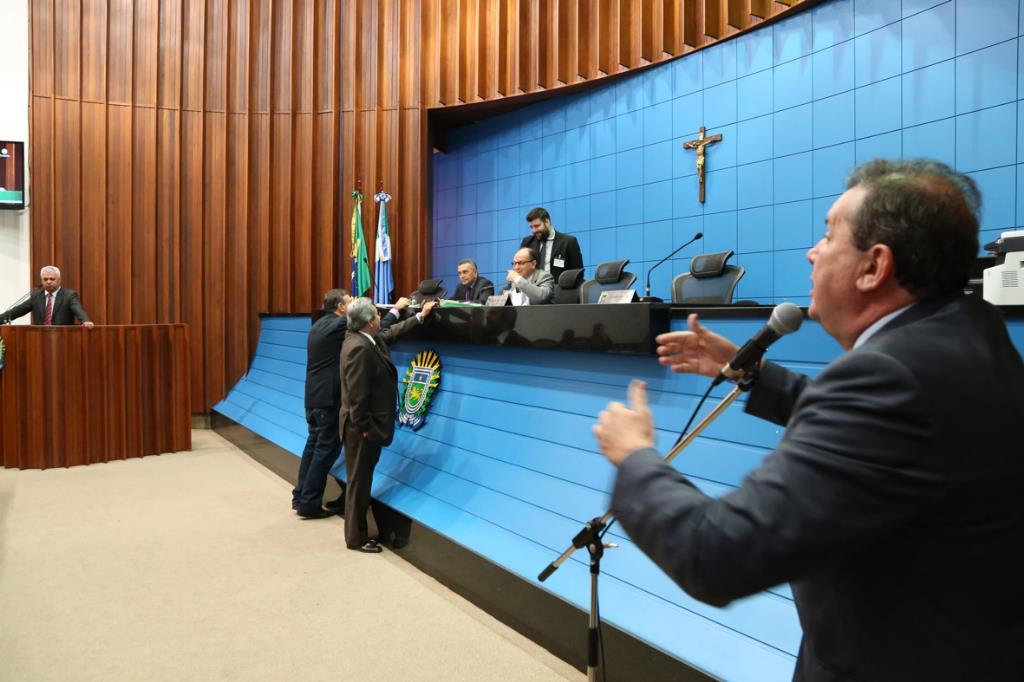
<box><xmin>0</xmin><ymin>290</ymin><xmax>31</xmax><ymax>325</ymax></box>
<box><xmin>537</xmin><ymin>367</ymin><xmax>762</xmax><ymax>682</ymax></box>
<box><xmin>638</xmin><ymin>233</ymin><xmax>702</xmax><ymax>303</ymax></box>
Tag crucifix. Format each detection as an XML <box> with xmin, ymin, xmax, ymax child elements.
<box><xmin>683</xmin><ymin>126</ymin><xmax>723</xmax><ymax>203</ymax></box>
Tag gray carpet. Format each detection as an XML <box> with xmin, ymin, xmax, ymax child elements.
<box><xmin>0</xmin><ymin>430</ymin><xmax>581</xmax><ymax>681</ymax></box>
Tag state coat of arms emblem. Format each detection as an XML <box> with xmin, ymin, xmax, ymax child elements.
<box><xmin>398</xmin><ymin>349</ymin><xmax>441</xmax><ymax>430</ymax></box>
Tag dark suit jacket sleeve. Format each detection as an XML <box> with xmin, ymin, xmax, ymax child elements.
<box><xmin>1</xmin><ymin>298</ymin><xmax>33</xmax><ymax>324</ymax></box>
<box><xmin>744</xmin><ymin>361</ymin><xmax>812</xmax><ymax>427</ymax></box>
<box><xmin>563</xmin><ymin>234</ymin><xmax>584</xmax><ymax>272</ymax></box>
<box><xmin>475</xmin><ymin>278</ymin><xmax>495</xmax><ymax>303</ymax></box>
<box><xmin>377</xmin><ymin>313</ymin><xmax>423</xmax><ymax>346</ymax></box>
<box><xmin>611</xmin><ymin>349</ymin><xmax>943</xmax><ymax>607</ymax></box>
<box><xmin>380</xmin><ymin>310</ymin><xmax>399</xmax><ymax>329</ymax></box>
<box><xmin>67</xmin><ymin>290</ymin><xmax>91</xmax><ymax>323</ymax></box>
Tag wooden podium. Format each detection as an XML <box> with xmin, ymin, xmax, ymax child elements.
<box><xmin>0</xmin><ymin>325</ymin><xmax>192</xmax><ymax>469</ymax></box>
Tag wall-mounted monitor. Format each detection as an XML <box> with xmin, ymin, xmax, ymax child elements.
<box><xmin>0</xmin><ymin>141</ymin><xmax>25</xmax><ymax>210</ymax></box>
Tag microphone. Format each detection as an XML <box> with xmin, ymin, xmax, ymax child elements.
<box><xmin>639</xmin><ymin>231</ymin><xmax>703</xmax><ymax>303</ymax></box>
<box><xmin>0</xmin><ymin>289</ymin><xmax>32</xmax><ymax>325</ymax></box>
<box><xmin>712</xmin><ymin>302</ymin><xmax>803</xmax><ymax>386</ymax></box>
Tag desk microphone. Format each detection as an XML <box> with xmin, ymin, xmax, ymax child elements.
<box><xmin>712</xmin><ymin>302</ymin><xmax>803</xmax><ymax>386</ymax></box>
<box><xmin>639</xmin><ymin>231</ymin><xmax>703</xmax><ymax>303</ymax></box>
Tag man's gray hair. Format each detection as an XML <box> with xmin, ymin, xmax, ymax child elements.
<box><xmin>40</xmin><ymin>265</ymin><xmax>61</xmax><ymax>278</ymax></box>
<box><xmin>457</xmin><ymin>258</ymin><xmax>478</xmax><ymax>271</ymax></box>
<box><xmin>346</xmin><ymin>297</ymin><xmax>377</xmax><ymax>330</ymax></box>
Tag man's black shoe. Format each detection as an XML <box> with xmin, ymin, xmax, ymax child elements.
<box><xmin>324</xmin><ymin>494</ymin><xmax>345</xmax><ymax>513</ymax></box>
<box><xmin>349</xmin><ymin>540</ymin><xmax>383</xmax><ymax>553</ymax></box>
<box><xmin>296</xmin><ymin>506</ymin><xmax>336</xmax><ymax>519</ymax></box>
<box><xmin>390</xmin><ymin>534</ymin><xmax>410</xmax><ymax>549</ymax></box>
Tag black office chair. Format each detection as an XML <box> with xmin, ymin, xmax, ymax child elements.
<box><xmin>409</xmin><ymin>278</ymin><xmax>447</xmax><ymax>304</ymax></box>
<box><xmin>671</xmin><ymin>250</ymin><xmax>745</xmax><ymax>304</ymax></box>
<box><xmin>580</xmin><ymin>259</ymin><xmax>637</xmax><ymax>304</ymax></box>
<box><xmin>552</xmin><ymin>268</ymin><xmax>585</xmax><ymax>304</ymax></box>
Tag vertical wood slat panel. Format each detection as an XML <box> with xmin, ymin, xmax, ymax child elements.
<box><xmin>106</xmin><ymin>105</ymin><xmax>133</xmax><ymax>324</ymax></box>
<box><xmin>31</xmin><ymin>0</ymin><xmax>55</xmax><ymax>95</ymax></box>
<box><xmin>54</xmin><ymin>100</ymin><xmax>81</xmax><ymax>289</ymax></box>
<box><xmin>459</xmin><ymin>0</ymin><xmax>478</xmax><ymax>103</ymax></box>
<box><xmin>81</xmin><ymin>102</ymin><xmax>107</xmax><ymax>323</ymax></box>
<box><xmin>704</xmin><ymin>0</ymin><xmax>722</xmax><ymax>39</ymax></box>
<box><xmin>81</xmin><ymin>0</ymin><xmax>107</xmax><ymax>101</ymax></box>
<box><xmin>53</xmin><ymin>0</ymin><xmax>80</xmax><ymax>98</ymax></box>
<box><xmin>132</xmin><ymin>111</ymin><xmax>157</xmax><ymax>323</ymax></box>
<box><xmin>107</xmin><ymin>0</ymin><xmax>133</xmax><ymax>104</ymax></box>
<box><xmin>134</xmin><ymin>0</ymin><xmax>158</xmax><ymax>106</ymax></box>
<box><xmin>202</xmin><ymin>112</ymin><xmax>226</xmax><ymax>405</ymax></box>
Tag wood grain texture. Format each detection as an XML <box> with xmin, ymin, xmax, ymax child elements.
<box><xmin>30</xmin><ymin>0</ymin><xmax>808</xmax><ymax>412</ymax></box>
<box><xmin>0</xmin><ymin>326</ymin><xmax>192</xmax><ymax>470</ymax></box>
<box><xmin>29</xmin><ymin>0</ymin><xmax>342</xmax><ymax>412</ymax></box>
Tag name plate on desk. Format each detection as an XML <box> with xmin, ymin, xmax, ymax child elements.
<box><xmin>598</xmin><ymin>289</ymin><xmax>638</xmax><ymax>304</ymax></box>
<box><xmin>485</xmin><ymin>293</ymin><xmax>511</xmax><ymax>306</ymax></box>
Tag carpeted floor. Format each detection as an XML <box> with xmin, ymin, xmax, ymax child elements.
<box><xmin>0</xmin><ymin>430</ymin><xmax>581</xmax><ymax>681</ymax></box>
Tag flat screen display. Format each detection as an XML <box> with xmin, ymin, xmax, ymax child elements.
<box><xmin>0</xmin><ymin>141</ymin><xmax>25</xmax><ymax>210</ymax></box>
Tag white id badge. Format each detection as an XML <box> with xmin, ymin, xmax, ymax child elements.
<box><xmin>553</xmin><ymin>258</ymin><xmax>566</xmax><ymax>268</ymax></box>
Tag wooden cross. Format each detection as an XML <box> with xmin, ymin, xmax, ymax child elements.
<box><xmin>683</xmin><ymin>126</ymin><xmax>723</xmax><ymax>203</ymax></box>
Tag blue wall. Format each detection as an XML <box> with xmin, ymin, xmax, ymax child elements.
<box><xmin>432</xmin><ymin>0</ymin><xmax>1024</xmax><ymax>303</ymax></box>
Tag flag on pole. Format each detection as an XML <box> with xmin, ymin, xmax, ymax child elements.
<box><xmin>373</xmin><ymin>190</ymin><xmax>395</xmax><ymax>305</ymax></box>
<box><xmin>350</xmin><ymin>190</ymin><xmax>372</xmax><ymax>297</ymax></box>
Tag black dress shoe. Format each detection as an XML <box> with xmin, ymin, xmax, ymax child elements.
<box><xmin>296</xmin><ymin>506</ymin><xmax>336</xmax><ymax>519</ymax></box>
<box><xmin>324</xmin><ymin>494</ymin><xmax>345</xmax><ymax>513</ymax></box>
<box><xmin>349</xmin><ymin>540</ymin><xmax>382</xmax><ymax>553</ymax></box>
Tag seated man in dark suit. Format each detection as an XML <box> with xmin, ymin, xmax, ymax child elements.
<box><xmin>519</xmin><ymin>206</ymin><xmax>584</xmax><ymax>282</ymax></box>
<box><xmin>502</xmin><ymin>248</ymin><xmax>554</xmax><ymax>305</ymax></box>
<box><xmin>451</xmin><ymin>258</ymin><xmax>494</xmax><ymax>303</ymax></box>
<box><xmin>594</xmin><ymin>160</ymin><xmax>1024</xmax><ymax>680</ymax></box>
<box><xmin>1</xmin><ymin>266</ymin><xmax>94</xmax><ymax>327</ymax></box>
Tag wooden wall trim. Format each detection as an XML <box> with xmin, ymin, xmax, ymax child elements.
<box><xmin>30</xmin><ymin>0</ymin><xmax>342</xmax><ymax>412</ymax></box>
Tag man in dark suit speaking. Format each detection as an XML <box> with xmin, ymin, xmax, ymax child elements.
<box><xmin>339</xmin><ymin>297</ymin><xmax>437</xmax><ymax>553</ymax></box>
<box><xmin>519</xmin><ymin>207</ymin><xmax>584</xmax><ymax>282</ymax></box>
<box><xmin>594</xmin><ymin>160</ymin><xmax>1024</xmax><ymax>680</ymax></box>
<box><xmin>1</xmin><ymin>266</ymin><xmax>94</xmax><ymax>327</ymax></box>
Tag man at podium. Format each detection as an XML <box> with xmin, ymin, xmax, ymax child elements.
<box><xmin>0</xmin><ymin>266</ymin><xmax>94</xmax><ymax>328</ymax></box>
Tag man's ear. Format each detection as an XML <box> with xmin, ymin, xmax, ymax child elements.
<box><xmin>856</xmin><ymin>243</ymin><xmax>895</xmax><ymax>293</ymax></box>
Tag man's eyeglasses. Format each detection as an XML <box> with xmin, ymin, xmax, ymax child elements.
<box><xmin>512</xmin><ymin>259</ymin><xmax>535</xmax><ymax>266</ymax></box>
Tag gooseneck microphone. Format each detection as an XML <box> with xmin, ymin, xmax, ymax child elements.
<box><xmin>712</xmin><ymin>302</ymin><xmax>804</xmax><ymax>386</ymax></box>
<box><xmin>639</xmin><ymin>231</ymin><xmax>703</xmax><ymax>303</ymax></box>
<box><xmin>0</xmin><ymin>289</ymin><xmax>32</xmax><ymax>325</ymax></box>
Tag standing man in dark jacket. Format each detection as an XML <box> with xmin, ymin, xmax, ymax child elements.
<box><xmin>594</xmin><ymin>160</ymin><xmax>1024</xmax><ymax>680</ymax></box>
<box><xmin>519</xmin><ymin>207</ymin><xmax>584</xmax><ymax>282</ymax></box>
<box><xmin>293</xmin><ymin>290</ymin><xmax>407</xmax><ymax>517</ymax></box>
<box><xmin>0</xmin><ymin>266</ymin><xmax>94</xmax><ymax>327</ymax></box>
<box><xmin>339</xmin><ymin>297</ymin><xmax>436</xmax><ymax>552</ymax></box>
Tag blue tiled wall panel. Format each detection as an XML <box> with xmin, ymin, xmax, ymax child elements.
<box><xmin>429</xmin><ymin>0</ymin><xmax>1024</xmax><ymax>303</ymax></box>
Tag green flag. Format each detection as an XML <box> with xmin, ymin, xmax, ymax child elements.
<box><xmin>350</xmin><ymin>190</ymin><xmax>372</xmax><ymax>297</ymax></box>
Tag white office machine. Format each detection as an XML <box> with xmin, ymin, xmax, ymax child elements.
<box><xmin>983</xmin><ymin>229</ymin><xmax>1024</xmax><ymax>305</ymax></box>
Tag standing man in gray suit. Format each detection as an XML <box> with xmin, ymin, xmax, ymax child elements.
<box><xmin>339</xmin><ymin>297</ymin><xmax>437</xmax><ymax>553</ymax></box>
<box><xmin>594</xmin><ymin>160</ymin><xmax>1024</xmax><ymax>680</ymax></box>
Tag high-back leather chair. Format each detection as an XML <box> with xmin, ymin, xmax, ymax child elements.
<box><xmin>580</xmin><ymin>259</ymin><xmax>637</xmax><ymax>304</ymax></box>
<box><xmin>409</xmin><ymin>278</ymin><xmax>447</xmax><ymax>304</ymax></box>
<box><xmin>552</xmin><ymin>268</ymin><xmax>585</xmax><ymax>304</ymax></box>
<box><xmin>671</xmin><ymin>251</ymin><xmax>745</xmax><ymax>304</ymax></box>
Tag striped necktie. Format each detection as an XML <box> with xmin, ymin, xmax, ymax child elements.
<box><xmin>43</xmin><ymin>293</ymin><xmax>54</xmax><ymax>325</ymax></box>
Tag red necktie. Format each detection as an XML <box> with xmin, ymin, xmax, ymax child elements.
<box><xmin>43</xmin><ymin>293</ymin><xmax>54</xmax><ymax>325</ymax></box>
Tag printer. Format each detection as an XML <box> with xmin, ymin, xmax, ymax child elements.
<box><xmin>983</xmin><ymin>229</ymin><xmax>1024</xmax><ymax>305</ymax></box>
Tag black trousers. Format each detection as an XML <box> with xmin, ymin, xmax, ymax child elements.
<box><xmin>293</xmin><ymin>407</ymin><xmax>341</xmax><ymax>512</ymax></box>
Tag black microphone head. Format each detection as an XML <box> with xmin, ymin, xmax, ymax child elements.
<box><xmin>693</xmin><ymin>231</ymin><xmax>703</xmax><ymax>240</ymax></box>
<box><xmin>768</xmin><ymin>302</ymin><xmax>804</xmax><ymax>336</ymax></box>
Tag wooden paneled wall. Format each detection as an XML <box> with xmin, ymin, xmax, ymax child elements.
<box><xmin>341</xmin><ymin>0</ymin><xmax>812</xmax><ymax>309</ymax></box>
<box><xmin>29</xmin><ymin>0</ymin><xmax>341</xmax><ymax>412</ymax></box>
<box><xmin>30</xmin><ymin>0</ymin><xmax>809</xmax><ymax>413</ymax></box>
